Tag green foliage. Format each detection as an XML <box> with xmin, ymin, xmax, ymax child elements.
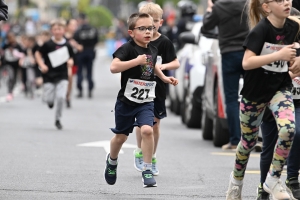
<box><xmin>77</xmin><ymin>0</ymin><xmax>90</xmax><ymax>13</ymax></box>
<box><xmin>126</xmin><ymin>0</ymin><xmax>200</xmax><ymax>7</ymax></box>
<box><xmin>85</xmin><ymin>6</ymin><xmax>113</xmax><ymax>28</ymax></box>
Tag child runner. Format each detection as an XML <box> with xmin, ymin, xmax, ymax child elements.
<box><xmin>256</xmin><ymin>9</ymin><xmax>300</xmax><ymax>200</ymax></box>
<box><xmin>226</xmin><ymin>0</ymin><xmax>300</xmax><ymax>199</ymax></box>
<box><xmin>103</xmin><ymin>13</ymin><xmax>178</xmax><ymax>188</ymax></box>
<box><xmin>2</xmin><ymin>32</ymin><xmax>25</xmax><ymax>101</ymax></box>
<box><xmin>35</xmin><ymin>19</ymin><xmax>74</xmax><ymax>130</ymax></box>
<box><xmin>133</xmin><ymin>2</ymin><xmax>180</xmax><ymax>175</ymax></box>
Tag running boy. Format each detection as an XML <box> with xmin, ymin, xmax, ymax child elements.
<box><xmin>35</xmin><ymin>19</ymin><xmax>74</xmax><ymax>130</ymax></box>
<box><xmin>104</xmin><ymin>13</ymin><xmax>178</xmax><ymax>188</ymax></box>
<box><xmin>226</xmin><ymin>0</ymin><xmax>300</xmax><ymax>199</ymax></box>
<box><xmin>133</xmin><ymin>3</ymin><xmax>180</xmax><ymax>175</ymax></box>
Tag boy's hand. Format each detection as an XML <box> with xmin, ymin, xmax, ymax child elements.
<box><xmin>40</xmin><ymin>65</ymin><xmax>49</xmax><ymax>73</ymax></box>
<box><xmin>162</xmin><ymin>76</ymin><xmax>178</xmax><ymax>86</ymax></box>
<box><xmin>278</xmin><ymin>44</ymin><xmax>296</xmax><ymax>61</ymax></box>
<box><xmin>135</xmin><ymin>54</ymin><xmax>148</xmax><ymax>66</ymax></box>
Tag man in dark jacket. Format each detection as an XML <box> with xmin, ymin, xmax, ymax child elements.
<box><xmin>73</xmin><ymin>13</ymin><xmax>98</xmax><ymax>98</ymax></box>
<box><xmin>0</xmin><ymin>0</ymin><xmax>8</xmax><ymax>21</ymax></box>
<box><xmin>202</xmin><ymin>0</ymin><xmax>248</xmax><ymax>150</ymax></box>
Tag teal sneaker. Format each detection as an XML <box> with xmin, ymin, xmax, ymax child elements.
<box><xmin>133</xmin><ymin>149</ymin><xmax>143</xmax><ymax>172</ymax></box>
<box><xmin>152</xmin><ymin>157</ymin><xmax>159</xmax><ymax>176</ymax></box>
<box><xmin>142</xmin><ymin>170</ymin><xmax>157</xmax><ymax>187</ymax></box>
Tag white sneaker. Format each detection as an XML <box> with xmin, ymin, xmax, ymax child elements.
<box><xmin>263</xmin><ymin>175</ymin><xmax>290</xmax><ymax>200</ymax></box>
<box><xmin>226</xmin><ymin>172</ymin><xmax>243</xmax><ymax>200</ymax></box>
<box><xmin>152</xmin><ymin>157</ymin><xmax>159</xmax><ymax>176</ymax></box>
<box><xmin>133</xmin><ymin>149</ymin><xmax>143</xmax><ymax>172</ymax></box>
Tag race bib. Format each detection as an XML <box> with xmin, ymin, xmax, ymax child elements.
<box><xmin>124</xmin><ymin>78</ymin><xmax>156</xmax><ymax>103</ymax></box>
<box><xmin>260</xmin><ymin>42</ymin><xmax>288</xmax><ymax>73</ymax></box>
<box><xmin>48</xmin><ymin>46</ymin><xmax>70</xmax><ymax>68</ymax></box>
<box><xmin>292</xmin><ymin>77</ymin><xmax>300</xmax><ymax>99</ymax></box>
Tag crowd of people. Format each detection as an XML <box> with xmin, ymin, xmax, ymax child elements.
<box><xmin>0</xmin><ymin>13</ymin><xmax>98</xmax><ymax>129</ymax></box>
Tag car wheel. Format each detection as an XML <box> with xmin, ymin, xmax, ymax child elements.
<box><xmin>173</xmin><ymin>95</ymin><xmax>181</xmax><ymax>115</ymax></box>
<box><xmin>212</xmin><ymin>84</ymin><xmax>229</xmax><ymax>147</ymax></box>
<box><xmin>183</xmin><ymin>89</ymin><xmax>201</xmax><ymax>128</ymax></box>
<box><xmin>201</xmin><ymin>94</ymin><xmax>213</xmax><ymax>140</ymax></box>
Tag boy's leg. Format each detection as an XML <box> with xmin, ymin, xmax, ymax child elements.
<box><xmin>54</xmin><ymin>80</ymin><xmax>68</xmax><ymax>129</ymax></box>
<box><xmin>104</xmin><ymin>134</ymin><xmax>128</xmax><ymax>186</ymax></box>
<box><xmin>285</xmin><ymin>107</ymin><xmax>300</xmax><ymax>199</ymax></box>
<box><xmin>263</xmin><ymin>90</ymin><xmax>295</xmax><ymax>199</ymax></box>
<box><xmin>140</xmin><ymin>125</ymin><xmax>154</xmax><ymax>165</ymax></box>
<box><xmin>104</xmin><ymin>99</ymin><xmax>135</xmax><ymax>185</ymax></box>
<box><xmin>134</xmin><ymin>127</ymin><xmax>143</xmax><ymax>171</ymax></box>
<box><xmin>43</xmin><ymin>82</ymin><xmax>55</xmax><ymax>107</ymax></box>
<box><xmin>135</xmin><ymin>102</ymin><xmax>157</xmax><ymax>187</ymax></box>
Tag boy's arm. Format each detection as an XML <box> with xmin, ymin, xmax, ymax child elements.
<box><xmin>35</xmin><ymin>51</ymin><xmax>48</xmax><ymax>73</ymax></box>
<box><xmin>154</xmin><ymin>67</ymin><xmax>178</xmax><ymax>85</ymax></box>
<box><xmin>158</xmin><ymin>58</ymin><xmax>180</xmax><ymax>70</ymax></box>
<box><xmin>110</xmin><ymin>54</ymin><xmax>147</xmax><ymax>73</ymax></box>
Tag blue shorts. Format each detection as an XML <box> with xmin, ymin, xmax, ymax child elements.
<box><xmin>154</xmin><ymin>98</ymin><xmax>167</xmax><ymax>119</ymax></box>
<box><xmin>110</xmin><ymin>99</ymin><xmax>155</xmax><ymax>136</ymax></box>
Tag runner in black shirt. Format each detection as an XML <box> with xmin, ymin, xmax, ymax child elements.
<box><xmin>103</xmin><ymin>13</ymin><xmax>178</xmax><ymax>188</ymax></box>
<box><xmin>133</xmin><ymin>2</ymin><xmax>180</xmax><ymax>176</ymax></box>
<box><xmin>35</xmin><ymin>19</ymin><xmax>74</xmax><ymax>130</ymax></box>
<box><xmin>226</xmin><ymin>1</ymin><xmax>300</xmax><ymax>200</ymax></box>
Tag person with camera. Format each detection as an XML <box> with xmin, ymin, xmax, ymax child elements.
<box><xmin>202</xmin><ymin>0</ymin><xmax>248</xmax><ymax>150</ymax></box>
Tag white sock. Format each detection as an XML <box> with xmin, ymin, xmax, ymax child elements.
<box><xmin>231</xmin><ymin>172</ymin><xmax>243</xmax><ymax>186</ymax></box>
<box><xmin>144</xmin><ymin>162</ymin><xmax>152</xmax><ymax>171</ymax></box>
<box><xmin>135</xmin><ymin>147</ymin><xmax>142</xmax><ymax>153</ymax></box>
<box><xmin>109</xmin><ymin>156</ymin><xmax>118</xmax><ymax>165</ymax></box>
<box><xmin>152</xmin><ymin>153</ymin><xmax>156</xmax><ymax>158</ymax></box>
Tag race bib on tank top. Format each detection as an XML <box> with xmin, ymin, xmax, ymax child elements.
<box><xmin>292</xmin><ymin>77</ymin><xmax>300</xmax><ymax>99</ymax></box>
<box><xmin>260</xmin><ymin>42</ymin><xmax>288</xmax><ymax>73</ymax></box>
<box><xmin>124</xmin><ymin>78</ymin><xmax>156</xmax><ymax>103</ymax></box>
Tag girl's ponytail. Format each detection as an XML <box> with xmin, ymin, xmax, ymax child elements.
<box><xmin>248</xmin><ymin>0</ymin><xmax>268</xmax><ymax>29</ymax></box>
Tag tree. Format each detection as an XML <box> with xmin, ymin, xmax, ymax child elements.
<box><xmin>126</xmin><ymin>0</ymin><xmax>200</xmax><ymax>7</ymax></box>
<box><xmin>85</xmin><ymin>6</ymin><xmax>113</xmax><ymax>28</ymax></box>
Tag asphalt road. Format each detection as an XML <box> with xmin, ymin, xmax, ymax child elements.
<box><xmin>0</xmin><ymin>47</ymin><xmax>273</xmax><ymax>200</ymax></box>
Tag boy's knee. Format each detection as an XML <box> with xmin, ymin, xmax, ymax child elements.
<box><xmin>141</xmin><ymin>126</ymin><xmax>153</xmax><ymax>137</ymax></box>
<box><xmin>114</xmin><ymin>134</ymin><xmax>128</xmax><ymax>144</ymax></box>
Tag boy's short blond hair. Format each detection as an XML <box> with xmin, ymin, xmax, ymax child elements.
<box><xmin>127</xmin><ymin>13</ymin><xmax>153</xmax><ymax>30</ymax></box>
<box><xmin>50</xmin><ymin>18</ymin><xmax>66</xmax><ymax>28</ymax></box>
<box><xmin>139</xmin><ymin>3</ymin><xmax>163</xmax><ymax>19</ymax></box>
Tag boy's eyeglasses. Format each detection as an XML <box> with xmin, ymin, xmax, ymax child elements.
<box><xmin>266</xmin><ymin>0</ymin><xmax>292</xmax><ymax>5</ymax></box>
<box><xmin>132</xmin><ymin>26</ymin><xmax>156</xmax><ymax>32</ymax></box>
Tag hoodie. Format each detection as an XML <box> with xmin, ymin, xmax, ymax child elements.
<box><xmin>0</xmin><ymin>0</ymin><xmax>8</xmax><ymax>21</ymax></box>
<box><xmin>202</xmin><ymin>0</ymin><xmax>248</xmax><ymax>54</ymax></box>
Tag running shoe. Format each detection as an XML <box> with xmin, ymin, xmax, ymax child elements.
<box><xmin>226</xmin><ymin>172</ymin><xmax>242</xmax><ymax>200</ymax></box>
<box><xmin>263</xmin><ymin>176</ymin><xmax>290</xmax><ymax>200</ymax></box>
<box><xmin>152</xmin><ymin>157</ymin><xmax>159</xmax><ymax>176</ymax></box>
<box><xmin>6</xmin><ymin>93</ymin><xmax>13</xmax><ymax>102</ymax></box>
<box><xmin>286</xmin><ymin>178</ymin><xmax>300</xmax><ymax>200</ymax></box>
<box><xmin>142</xmin><ymin>170</ymin><xmax>157</xmax><ymax>188</ymax></box>
<box><xmin>104</xmin><ymin>154</ymin><xmax>117</xmax><ymax>185</ymax></box>
<box><xmin>133</xmin><ymin>149</ymin><xmax>143</xmax><ymax>172</ymax></box>
<box><xmin>55</xmin><ymin>120</ymin><xmax>62</xmax><ymax>130</ymax></box>
<box><xmin>256</xmin><ymin>183</ymin><xmax>270</xmax><ymax>200</ymax></box>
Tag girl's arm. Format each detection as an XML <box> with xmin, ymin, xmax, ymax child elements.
<box><xmin>110</xmin><ymin>54</ymin><xmax>147</xmax><ymax>74</ymax></box>
<box><xmin>243</xmin><ymin>44</ymin><xmax>296</xmax><ymax>70</ymax></box>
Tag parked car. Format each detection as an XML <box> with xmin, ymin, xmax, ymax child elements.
<box><xmin>168</xmin><ymin>21</ymin><xmax>206</xmax><ymax>128</ymax></box>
